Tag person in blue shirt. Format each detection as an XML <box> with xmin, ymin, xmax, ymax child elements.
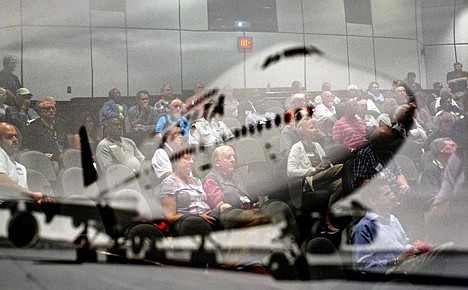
<box><xmin>155</xmin><ymin>98</ymin><xmax>189</xmax><ymax>137</ymax></box>
<box><xmin>350</xmin><ymin>176</ymin><xmax>451</xmax><ymax>274</ymax></box>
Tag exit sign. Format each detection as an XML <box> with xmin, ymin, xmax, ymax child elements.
<box><xmin>238</xmin><ymin>37</ymin><xmax>253</xmax><ymax>52</ymax></box>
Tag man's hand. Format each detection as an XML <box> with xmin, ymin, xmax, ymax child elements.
<box><xmin>397</xmin><ymin>247</ymin><xmax>420</xmax><ymax>262</ymax></box>
<box><xmin>134</xmin><ymin>124</ymin><xmax>145</xmax><ymax>131</ymax></box>
<box><xmin>200</xmin><ymin>211</ymin><xmax>217</xmax><ymax>224</ymax></box>
<box><xmin>30</xmin><ymin>192</ymin><xmax>54</xmax><ymax>204</ymax></box>
<box><xmin>219</xmin><ymin>202</ymin><xmax>232</xmax><ymax>211</ymax></box>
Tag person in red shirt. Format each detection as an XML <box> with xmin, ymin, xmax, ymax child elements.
<box><xmin>332</xmin><ymin>100</ymin><xmax>368</xmax><ymax>152</ymax></box>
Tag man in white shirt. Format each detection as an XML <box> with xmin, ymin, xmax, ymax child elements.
<box><xmin>152</xmin><ymin>124</ymin><xmax>184</xmax><ymax>181</ymax></box>
<box><xmin>313</xmin><ymin>91</ymin><xmax>336</xmax><ymax>119</ymax></box>
<box><xmin>0</xmin><ymin>122</ymin><xmax>46</xmax><ymax>202</ymax></box>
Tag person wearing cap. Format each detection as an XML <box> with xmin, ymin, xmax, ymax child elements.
<box><xmin>0</xmin><ymin>56</ymin><xmax>22</xmax><ymax>107</ymax></box>
<box><xmin>4</xmin><ymin>87</ymin><xmax>39</xmax><ymax>134</ymax></box>
<box><xmin>155</xmin><ymin>98</ymin><xmax>189</xmax><ymax>138</ymax></box>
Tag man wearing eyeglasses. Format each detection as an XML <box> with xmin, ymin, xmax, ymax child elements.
<box><xmin>22</xmin><ymin>97</ymin><xmax>67</xmax><ymax>161</ymax></box>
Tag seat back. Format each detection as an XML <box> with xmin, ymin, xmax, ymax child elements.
<box><xmin>233</xmin><ymin>137</ymin><xmax>266</xmax><ymax>166</ymax></box>
<box><xmin>106</xmin><ymin>188</ymin><xmax>153</xmax><ymax>219</ymax></box>
<box><xmin>16</xmin><ymin>150</ymin><xmax>57</xmax><ymax>182</ymax></box>
<box><xmin>394</xmin><ymin>154</ymin><xmax>419</xmax><ymax>184</ymax></box>
<box><xmin>60</xmin><ymin>148</ymin><xmax>82</xmax><ymax>170</ymax></box>
<box><xmin>262</xmin><ymin>100</ymin><xmax>284</xmax><ymax>110</ymax></box>
<box><xmin>139</xmin><ymin>141</ymin><xmax>158</xmax><ymax>160</ymax></box>
<box><xmin>104</xmin><ymin>164</ymin><xmax>141</xmax><ymax>193</ymax></box>
<box><xmin>60</xmin><ymin>167</ymin><xmax>100</xmax><ymax>199</ymax></box>
<box><xmin>341</xmin><ymin>157</ymin><xmax>355</xmax><ymax>197</ymax></box>
<box><xmin>26</xmin><ymin>169</ymin><xmax>54</xmax><ymax>196</ymax></box>
<box><xmin>324</xmin><ymin>143</ymin><xmax>352</xmax><ymax>165</ymax></box>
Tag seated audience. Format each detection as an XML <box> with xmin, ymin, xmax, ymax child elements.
<box><xmin>425</xmin><ymin>111</ymin><xmax>456</xmax><ymax>151</ymax></box>
<box><xmin>152</xmin><ymin>124</ymin><xmax>184</xmax><ymax>181</ymax></box>
<box><xmin>188</xmin><ymin>100</ymin><xmax>234</xmax><ymax>150</ymax></box>
<box><xmin>367</xmin><ymin>81</ymin><xmax>385</xmax><ymax>105</ymax></box>
<box><xmin>393</xmin><ymin>83</ymin><xmax>409</xmax><ymax>105</ymax></box>
<box><xmin>70</xmin><ymin>113</ymin><xmax>102</xmax><ymax>157</ymax></box>
<box><xmin>376</xmin><ymin>113</ymin><xmax>392</xmax><ymax>129</ymax></box>
<box><xmin>159</xmin><ymin>149</ymin><xmax>270</xmax><ymax>236</ymax></box>
<box><xmin>432</xmin><ymin>87</ymin><xmax>463</xmax><ymax>117</ymax></box>
<box><xmin>155</xmin><ymin>98</ymin><xmax>189</xmax><ymax>137</ymax></box>
<box><xmin>5</xmin><ymin>88</ymin><xmax>39</xmax><ymax>134</ymax></box>
<box><xmin>154</xmin><ymin>83</ymin><xmax>175</xmax><ymax>114</ymax></box>
<box><xmin>429</xmin><ymin>82</ymin><xmax>443</xmax><ymax>111</ymax></box>
<box><xmin>185</xmin><ymin>82</ymin><xmax>205</xmax><ymax>112</ymax></box>
<box><xmin>413</xmin><ymin>92</ymin><xmax>434</xmax><ymax>131</ymax></box>
<box><xmin>284</xmin><ymin>80</ymin><xmax>304</xmax><ymax>109</ymax></box>
<box><xmin>127</xmin><ymin>90</ymin><xmax>158</xmax><ymax>145</ymax></box>
<box><xmin>313</xmin><ymin>91</ymin><xmax>336</xmax><ymax>119</ymax></box>
<box><xmin>219</xmin><ymin>84</ymin><xmax>240</xmax><ymax>118</ymax></box>
<box><xmin>0</xmin><ymin>122</ymin><xmax>50</xmax><ymax>202</ymax></box>
<box><xmin>100</xmin><ymin>88</ymin><xmax>128</xmax><ymax>128</ymax></box>
<box><xmin>332</xmin><ymin>100</ymin><xmax>368</xmax><ymax>152</ymax></box>
<box><xmin>351</xmin><ymin>177</ymin><xmax>449</xmax><ymax>274</ymax></box>
<box><xmin>95</xmin><ymin>118</ymin><xmax>145</xmax><ymax>173</ymax></box>
<box><xmin>356</xmin><ymin>99</ymin><xmax>378</xmax><ymax>132</ymax></box>
<box><xmin>0</xmin><ymin>87</ymin><xmax>9</xmax><ymax>121</ymax></box>
<box><xmin>403</xmin><ymin>72</ymin><xmax>422</xmax><ymax>92</ymax></box>
<box><xmin>353</xmin><ymin>127</ymin><xmax>410</xmax><ymax>193</ymax></box>
<box><xmin>23</xmin><ymin>97</ymin><xmax>67</xmax><ymax>161</ymax></box>
<box><xmin>279</xmin><ymin>96</ymin><xmax>309</xmax><ymax>157</ymax></box>
<box><xmin>419</xmin><ymin>138</ymin><xmax>457</xmax><ymax>202</ymax></box>
<box><xmin>287</xmin><ymin>116</ymin><xmax>343</xmax><ymax>233</ymax></box>
<box><xmin>203</xmin><ymin>145</ymin><xmax>300</xmax><ymax>240</ymax></box>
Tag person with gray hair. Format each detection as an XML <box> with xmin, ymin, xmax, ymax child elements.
<box><xmin>203</xmin><ymin>145</ymin><xmax>301</xmax><ymax>240</ymax></box>
<box><xmin>0</xmin><ymin>55</ymin><xmax>22</xmax><ymax>106</ymax></box>
<box><xmin>419</xmin><ymin>138</ymin><xmax>457</xmax><ymax>201</ymax></box>
<box><xmin>23</xmin><ymin>97</ymin><xmax>68</xmax><ymax>161</ymax></box>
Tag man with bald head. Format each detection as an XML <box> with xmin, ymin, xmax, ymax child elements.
<box><xmin>155</xmin><ymin>98</ymin><xmax>189</xmax><ymax>137</ymax></box>
<box><xmin>0</xmin><ymin>122</ymin><xmax>49</xmax><ymax>202</ymax></box>
<box><xmin>313</xmin><ymin>91</ymin><xmax>336</xmax><ymax>119</ymax></box>
<box><xmin>352</xmin><ymin>127</ymin><xmax>410</xmax><ymax>192</ymax></box>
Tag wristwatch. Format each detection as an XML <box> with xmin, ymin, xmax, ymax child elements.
<box><xmin>388</xmin><ymin>257</ymin><xmax>401</xmax><ymax>267</ymax></box>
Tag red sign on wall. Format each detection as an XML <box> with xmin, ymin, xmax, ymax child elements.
<box><xmin>238</xmin><ymin>37</ymin><xmax>253</xmax><ymax>52</ymax></box>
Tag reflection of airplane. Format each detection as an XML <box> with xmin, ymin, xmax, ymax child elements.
<box><xmin>0</xmin><ymin>49</ymin><xmax>435</xmax><ymax>287</ymax></box>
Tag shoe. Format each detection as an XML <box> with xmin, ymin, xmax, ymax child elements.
<box><xmin>326</xmin><ymin>224</ymin><xmax>340</xmax><ymax>235</ymax></box>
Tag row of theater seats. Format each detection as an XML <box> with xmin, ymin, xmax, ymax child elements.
<box><xmin>14</xmin><ymin>149</ymin><xmax>162</xmax><ymax>220</ymax></box>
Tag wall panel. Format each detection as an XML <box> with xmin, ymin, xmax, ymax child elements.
<box><xmin>91</xmin><ymin>28</ymin><xmax>127</xmax><ymax>97</ymax></box>
<box><xmin>374</xmin><ymin>38</ymin><xmax>419</xmax><ymax>89</ymax></box>
<box><xmin>127</xmin><ymin>29</ymin><xmax>181</xmax><ymax>95</ymax></box>
<box><xmin>181</xmin><ymin>31</ymin><xmax>244</xmax><ymax>90</ymax></box>
<box><xmin>23</xmin><ymin>27</ymin><xmax>92</xmax><ymax>100</ymax></box>
<box><xmin>305</xmin><ymin>35</ymin><xmax>348</xmax><ymax>91</ymax></box>
<box><xmin>22</xmin><ymin>0</ymin><xmax>90</xmax><ymax>26</ymax></box>
<box><xmin>348</xmin><ymin>36</ymin><xmax>376</xmax><ymax>89</ymax></box>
